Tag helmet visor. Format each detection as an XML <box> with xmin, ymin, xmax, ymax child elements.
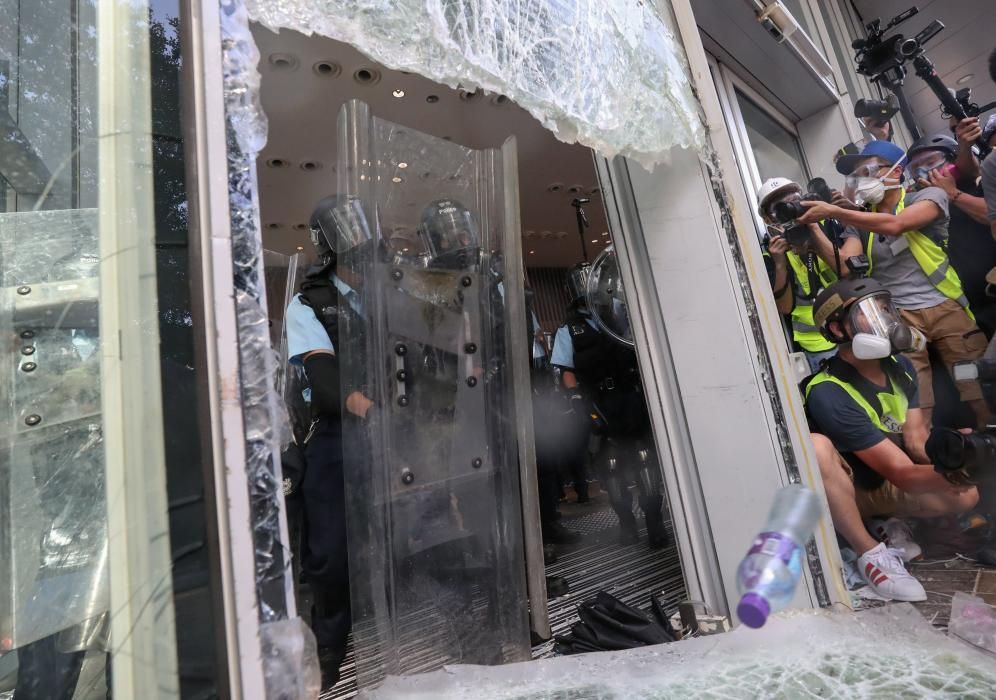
<box><xmin>566</xmin><ymin>266</ymin><xmax>591</xmax><ymax>303</ymax></box>
<box><xmin>844</xmin><ymin>293</ymin><xmax>899</xmax><ymax>339</ymax></box>
<box><xmin>314</xmin><ymin>196</ymin><xmax>374</xmax><ymax>254</ymax></box>
<box><xmin>419</xmin><ymin>203</ymin><xmax>480</xmax><ymax>259</ymax></box>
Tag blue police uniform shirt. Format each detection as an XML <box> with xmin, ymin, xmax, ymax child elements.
<box><xmin>550</xmin><ymin>312</ymin><xmax>598</xmax><ymax>369</ymax></box>
<box><xmin>286</xmin><ymin>275</ymin><xmax>361</xmax><ymax>365</ymax></box>
<box><xmin>805</xmin><ymin>354</ymin><xmax>919</xmax><ymax>453</ymax></box>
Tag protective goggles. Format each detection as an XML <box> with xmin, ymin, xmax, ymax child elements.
<box><xmin>842</xmin><ymin>292</ymin><xmax>900</xmax><ymax>340</ymax></box>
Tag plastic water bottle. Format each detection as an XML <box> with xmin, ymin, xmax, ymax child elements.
<box><xmin>736</xmin><ymin>484</ymin><xmax>821</xmax><ymax>629</ymax></box>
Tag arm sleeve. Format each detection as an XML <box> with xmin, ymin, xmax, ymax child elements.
<box><xmin>286</xmin><ymin>294</ymin><xmax>335</xmax><ymax>365</ymax></box>
<box><xmin>806</xmin><ymin>383</ymin><xmax>887</xmax><ymax>453</ymax></box>
<box><xmin>914</xmin><ymin>186</ymin><xmax>950</xmax><ymax>227</ymax></box>
<box><xmin>550</xmin><ymin>325</ymin><xmax>574</xmax><ymax>369</ymax></box>
<box><xmin>303</xmin><ymin>353</ymin><xmax>341</xmax><ymax>418</ymax></box>
<box><xmin>982</xmin><ymin>156</ymin><xmax>996</xmax><ymax>222</ymax></box>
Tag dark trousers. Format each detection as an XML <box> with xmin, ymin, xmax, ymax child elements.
<box><xmin>301</xmin><ymin>418</ymin><xmax>350</xmax><ymax>657</ymax></box>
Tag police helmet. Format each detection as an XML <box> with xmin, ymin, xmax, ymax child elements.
<box><xmin>417</xmin><ymin>199</ymin><xmax>480</xmax><ymax>262</ymax></box>
<box><xmin>813</xmin><ymin>277</ymin><xmax>890</xmax><ymax>343</ymax></box>
<box><xmin>309</xmin><ymin>194</ymin><xmax>374</xmax><ymax>262</ymax></box>
<box><xmin>566</xmin><ymin>263</ymin><xmax>592</xmax><ymax>306</ymax></box>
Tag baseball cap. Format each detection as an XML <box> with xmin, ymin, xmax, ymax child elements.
<box><xmin>835</xmin><ymin>139</ymin><xmax>906</xmax><ymax>175</ymax></box>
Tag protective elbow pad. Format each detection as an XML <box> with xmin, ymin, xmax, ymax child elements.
<box><xmin>303</xmin><ymin>353</ymin><xmax>341</xmax><ymax>418</ymax></box>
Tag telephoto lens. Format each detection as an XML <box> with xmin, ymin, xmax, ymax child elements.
<box><xmin>926</xmin><ymin>427</ymin><xmax>996</xmax><ymax>484</ymax></box>
<box><xmin>771</xmin><ymin>200</ymin><xmax>806</xmax><ymax>224</ymax></box>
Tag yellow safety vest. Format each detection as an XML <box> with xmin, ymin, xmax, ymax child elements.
<box><xmin>866</xmin><ymin>189</ymin><xmax>972</xmax><ymax>318</ymax></box>
<box><xmin>804</xmin><ymin>357</ymin><xmax>912</xmax><ymax>436</ymax></box>
<box><xmin>785</xmin><ymin>250</ymin><xmax>837</xmax><ymax>353</ymax></box>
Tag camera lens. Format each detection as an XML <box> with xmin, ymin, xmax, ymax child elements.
<box><xmin>927</xmin><ymin>427</ymin><xmax>996</xmax><ymax>479</ymax></box>
<box><xmin>772</xmin><ymin>201</ymin><xmax>805</xmax><ymax>224</ymax></box>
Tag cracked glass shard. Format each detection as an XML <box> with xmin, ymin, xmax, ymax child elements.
<box><xmin>244</xmin><ymin>0</ymin><xmax>705</xmax><ymax>168</ymax></box>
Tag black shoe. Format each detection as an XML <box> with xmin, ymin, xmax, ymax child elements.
<box><xmin>318</xmin><ymin>646</ymin><xmax>345</xmax><ymax>689</ymax></box>
<box><xmin>544</xmin><ymin>522</ymin><xmax>583</xmax><ymax>545</ymax></box>
<box><xmin>546</xmin><ymin>575</ymin><xmax>570</xmax><ymax>598</ymax></box>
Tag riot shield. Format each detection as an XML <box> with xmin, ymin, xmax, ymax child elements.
<box><xmin>335</xmin><ymin>99</ymin><xmax>531</xmax><ymax>686</ymax></box>
<box><xmin>587</xmin><ymin>246</ymin><xmax>634</xmax><ymax>346</ymax></box>
<box><xmin>0</xmin><ymin>209</ymin><xmax>109</xmax><ymax>650</ymax></box>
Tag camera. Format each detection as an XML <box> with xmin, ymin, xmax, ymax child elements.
<box><xmin>854</xmin><ymin>95</ymin><xmax>900</xmax><ymax>124</ymax></box>
<box><xmin>845</xmin><ymin>255</ymin><xmax>870</xmax><ymax>278</ymax></box>
<box><xmin>771</xmin><ymin>189</ymin><xmax>824</xmax><ymax>226</ymax></box>
<box><xmin>925</xmin><ymin>359</ymin><xmax>996</xmax><ymax>484</ymax></box>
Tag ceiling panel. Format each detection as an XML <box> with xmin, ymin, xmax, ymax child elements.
<box><xmin>252</xmin><ymin>25</ymin><xmax>609</xmax><ymax>268</ymax></box>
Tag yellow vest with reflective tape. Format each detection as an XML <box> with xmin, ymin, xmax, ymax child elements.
<box><xmin>804</xmin><ymin>360</ymin><xmax>910</xmax><ymax>435</ymax></box>
<box><xmin>866</xmin><ymin>189</ymin><xmax>973</xmax><ymax>319</ymax></box>
<box><xmin>785</xmin><ymin>250</ymin><xmax>837</xmax><ymax>352</ymax></box>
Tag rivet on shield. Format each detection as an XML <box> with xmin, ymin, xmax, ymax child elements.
<box><xmin>466</xmin><ymin>376</ymin><xmax>477</xmax><ymax>387</ymax></box>
<box><xmin>397</xmin><ymin>395</ymin><xmax>409</xmax><ymax>407</ymax></box>
<box><xmin>401</xmin><ymin>469</ymin><xmax>415</xmax><ymax>485</ymax></box>
<box><xmin>25</xmin><ymin>414</ymin><xmax>41</xmax><ymax>426</ymax></box>
<box><xmin>395</xmin><ymin>343</ymin><xmax>408</xmax><ymax>356</ymax></box>
<box><xmin>472</xmin><ymin>458</ymin><xmax>483</xmax><ymax>469</ymax></box>
<box><xmin>21</xmin><ymin>362</ymin><xmax>37</xmax><ymax>372</ymax></box>
<box><xmin>460</xmin><ymin>276</ymin><xmax>472</xmax><ymax>287</ymax></box>
<box><xmin>391</xmin><ymin>269</ymin><xmax>403</xmax><ymax>281</ymax></box>
<box><xmin>396</xmin><ymin>369</ymin><xmax>407</xmax><ymax>381</ymax></box>
<box><xmin>16</xmin><ymin>286</ymin><xmax>30</xmax><ymax>295</ymax></box>
<box><xmin>464</xmin><ymin>342</ymin><xmax>477</xmax><ymax>354</ymax></box>
<box><xmin>20</xmin><ymin>330</ymin><xmax>35</xmax><ymax>339</ymax></box>
<box><xmin>21</xmin><ymin>346</ymin><xmax>35</xmax><ymax>356</ymax></box>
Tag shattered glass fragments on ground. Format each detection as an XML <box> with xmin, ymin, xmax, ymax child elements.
<box><xmin>367</xmin><ymin>604</ymin><xmax>996</xmax><ymax>699</ymax></box>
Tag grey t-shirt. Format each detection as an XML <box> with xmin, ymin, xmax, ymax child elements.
<box><xmin>840</xmin><ymin>186</ymin><xmax>950</xmax><ymax>309</ymax></box>
<box><xmin>982</xmin><ymin>153</ymin><xmax>996</xmax><ymax>222</ymax></box>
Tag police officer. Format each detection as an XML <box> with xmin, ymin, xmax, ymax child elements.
<box><xmin>757</xmin><ymin>177</ymin><xmax>840</xmax><ymax>373</ymax></box>
<box><xmin>551</xmin><ymin>263</ymin><xmax>668</xmax><ymax>549</ymax></box>
<box><xmin>284</xmin><ymin>194</ymin><xmax>373</xmax><ymax>688</ymax></box>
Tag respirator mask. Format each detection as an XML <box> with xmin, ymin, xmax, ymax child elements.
<box><xmin>843</xmin><ymin>157</ymin><xmax>906</xmax><ymax>207</ymax></box>
<box><xmin>843</xmin><ymin>292</ymin><xmax>925</xmax><ymax>360</ymax></box>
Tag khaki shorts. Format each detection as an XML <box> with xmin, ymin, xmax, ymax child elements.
<box><xmin>898</xmin><ymin>299</ymin><xmax>986</xmax><ymax>409</ymax></box>
<box><xmin>836</xmin><ymin>453</ymin><xmax>928</xmax><ymax>518</ymax></box>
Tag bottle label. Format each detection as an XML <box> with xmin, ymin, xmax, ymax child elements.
<box><xmin>748</xmin><ymin>532</ymin><xmax>798</xmax><ymax>564</ymax></box>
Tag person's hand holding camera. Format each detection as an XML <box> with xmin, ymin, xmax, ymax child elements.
<box><xmin>796</xmin><ymin>200</ymin><xmax>839</xmax><ymax>225</ymax></box>
<box><xmin>954</xmin><ymin>116</ymin><xmax>982</xmax><ymax>148</ymax></box>
<box><xmin>830</xmin><ymin>189</ymin><xmax>860</xmax><ymax>211</ymax></box>
<box><xmin>767</xmin><ymin>233</ymin><xmax>788</xmax><ymax>263</ymax></box>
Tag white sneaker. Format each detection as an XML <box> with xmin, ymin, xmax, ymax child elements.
<box><xmin>868</xmin><ymin>517</ymin><xmax>923</xmax><ymax>562</ymax></box>
<box><xmin>857</xmin><ymin>542</ymin><xmax>926</xmax><ymax>602</ymax></box>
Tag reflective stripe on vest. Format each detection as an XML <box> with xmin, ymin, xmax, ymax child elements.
<box><xmin>786</xmin><ymin>251</ymin><xmax>837</xmax><ymax>352</ymax></box>
<box><xmin>866</xmin><ymin>189</ymin><xmax>973</xmax><ymax>318</ymax></box>
<box><xmin>804</xmin><ymin>366</ymin><xmax>909</xmax><ymax>435</ymax></box>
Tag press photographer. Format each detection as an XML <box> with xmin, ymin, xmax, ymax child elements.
<box><xmin>758</xmin><ymin>177</ymin><xmax>845</xmax><ymax>372</ymax></box>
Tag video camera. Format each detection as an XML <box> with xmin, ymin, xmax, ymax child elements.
<box><xmin>854</xmin><ymin>95</ymin><xmax>900</xmax><ymax>125</ymax></box>
<box><xmin>851</xmin><ymin>6</ymin><xmax>992</xmax><ymax>154</ymax></box>
<box><xmin>926</xmin><ymin>360</ymin><xmax>996</xmax><ymax>484</ymax></box>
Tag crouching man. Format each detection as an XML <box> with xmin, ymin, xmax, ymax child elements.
<box><xmin>805</xmin><ymin>277</ymin><xmax>979</xmax><ymax>601</ymax></box>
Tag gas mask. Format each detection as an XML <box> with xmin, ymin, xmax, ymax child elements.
<box><xmin>843</xmin><ymin>292</ymin><xmax>926</xmax><ymax>360</ymax></box>
<box><xmin>844</xmin><ymin>157</ymin><xmax>906</xmax><ymax>207</ymax></box>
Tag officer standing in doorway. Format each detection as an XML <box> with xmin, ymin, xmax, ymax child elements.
<box><xmin>551</xmin><ymin>263</ymin><xmax>668</xmax><ymax>549</ymax></box>
<box><xmin>284</xmin><ymin>194</ymin><xmax>373</xmax><ymax>688</ymax></box>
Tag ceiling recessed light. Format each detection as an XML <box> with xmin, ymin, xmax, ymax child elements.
<box><xmin>601</xmin><ymin>231</ymin><xmax>609</xmax><ymax>237</ymax></box>
<box><xmin>299</xmin><ymin>160</ymin><xmax>322</xmax><ymax>171</ymax></box>
<box><xmin>268</xmin><ymin>53</ymin><xmax>299</xmax><ymax>71</ymax></box>
<box><xmin>426</xmin><ymin>94</ymin><xmax>439</xmax><ymax>103</ymax></box>
<box><xmin>392</xmin><ymin>89</ymin><xmax>405</xmax><ymax>98</ymax></box>
<box><xmin>529</xmin><ymin>250</ymin><xmax>535</xmax><ymax>254</ymax></box>
<box><xmin>313</xmin><ymin>61</ymin><xmax>341</xmax><ymax>77</ymax></box>
<box><xmin>398</xmin><ymin>162</ymin><xmax>408</xmax><ymax>169</ymax></box>
<box><xmin>353</xmin><ymin>67</ymin><xmax>381</xmax><ymax>85</ymax></box>
<box><xmin>296</xmin><ymin>246</ymin><xmax>304</xmax><ymax>251</ymax></box>
<box><xmin>266</xmin><ymin>222</ymin><xmax>282</xmax><ymax>230</ymax></box>
<box><xmin>956</xmin><ymin>73</ymin><xmax>974</xmax><ymax>85</ymax></box>
<box><xmin>392</xmin><ymin>176</ymin><xmax>403</xmax><ymax>183</ymax></box>
<box><xmin>591</xmin><ymin>239</ymin><xmax>598</xmax><ymax>243</ymax></box>
<box><xmin>265</xmin><ymin>158</ymin><xmax>290</xmax><ymax>168</ymax></box>
<box><xmin>292</xmin><ymin>223</ymin><xmax>307</xmax><ymax>231</ymax></box>
<box><xmin>547</xmin><ymin>183</ymin><xmax>564</xmax><ymax>193</ymax></box>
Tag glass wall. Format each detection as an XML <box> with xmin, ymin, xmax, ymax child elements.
<box><xmin>0</xmin><ymin>0</ymin><xmax>218</xmax><ymax>696</ymax></box>
<box><xmin>736</xmin><ymin>91</ymin><xmax>810</xmax><ymax>186</ymax></box>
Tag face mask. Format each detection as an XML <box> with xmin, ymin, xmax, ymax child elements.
<box><xmin>848</xmin><ymin>156</ymin><xmax>907</xmax><ymax>206</ymax></box>
<box><xmin>845</xmin><ymin>293</ymin><xmax>926</xmax><ymax>359</ymax></box>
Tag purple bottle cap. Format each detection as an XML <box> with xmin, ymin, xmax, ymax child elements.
<box><xmin>737</xmin><ymin>593</ymin><xmax>770</xmax><ymax>629</ymax></box>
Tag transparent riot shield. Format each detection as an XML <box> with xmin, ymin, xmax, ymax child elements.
<box><xmin>0</xmin><ymin>209</ymin><xmax>109</xmax><ymax>651</ymax></box>
<box><xmin>335</xmin><ymin>99</ymin><xmax>531</xmax><ymax>686</ymax></box>
<box><xmin>587</xmin><ymin>245</ymin><xmax>635</xmax><ymax>347</ymax></box>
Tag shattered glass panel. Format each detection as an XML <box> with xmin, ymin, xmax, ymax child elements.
<box><xmin>369</xmin><ymin>605</ymin><xmax>996</xmax><ymax>699</ymax></box>
<box><xmin>245</xmin><ymin>0</ymin><xmax>705</xmax><ymax>168</ymax></box>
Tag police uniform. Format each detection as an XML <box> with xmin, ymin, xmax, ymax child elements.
<box><xmin>285</xmin><ymin>271</ymin><xmax>363</xmax><ymax>676</ymax></box>
<box><xmin>552</xmin><ymin>308</ymin><xmax>666</xmax><ymax>547</ymax></box>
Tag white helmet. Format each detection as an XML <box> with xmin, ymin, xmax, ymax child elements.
<box><xmin>756</xmin><ymin>177</ymin><xmax>800</xmax><ymax>219</ymax></box>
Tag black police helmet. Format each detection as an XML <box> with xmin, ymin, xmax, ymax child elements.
<box><xmin>813</xmin><ymin>277</ymin><xmax>889</xmax><ymax>343</ymax></box>
<box><xmin>309</xmin><ymin>195</ymin><xmax>345</xmax><ymax>261</ymax></box>
<box><xmin>417</xmin><ymin>199</ymin><xmax>479</xmax><ymax>257</ymax></box>
<box><xmin>907</xmin><ymin>133</ymin><xmax>957</xmax><ymax>162</ymax></box>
